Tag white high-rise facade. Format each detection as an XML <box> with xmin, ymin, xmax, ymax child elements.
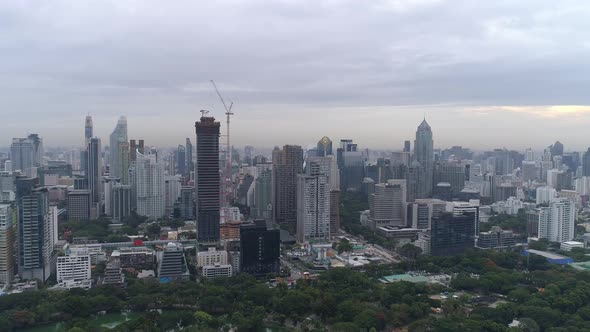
<box><xmin>575</xmin><ymin>177</ymin><xmax>590</xmax><ymax>196</ymax></box>
<box><xmin>296</xmin><ymin>158</ymin><xmax>331</xmax><ymax>243</ymax></box>
<box><xmin>135</xmin><ymin>152</ymin><xmax>165</xmax><ymax>219</ymax></box>
<box><xmin>368</xmin><ymin>179</ymin><xmax>407</xmax><ymax>229</ymax></box>
<box><xmin>57</xmin><ymin>249</ymin><xmax>91</xmax><ymax>289</ymax></box>
<box><xmin>536</xmin><ymin>186</ymin><xmax>557</xmax><ymax>205</ymax></box>
<box><xmin>538</xmin><ymin>199</ymin><xmax>576</xmax><ymax>243</ymax></box>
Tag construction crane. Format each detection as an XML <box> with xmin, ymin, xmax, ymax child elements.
<box><xmin>210</xmin><ymin>80</ymin><xmax>234</xmax><ymax>207</ymax></box>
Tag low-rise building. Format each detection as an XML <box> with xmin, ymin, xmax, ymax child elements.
<box><xmin>157</xmin><ymin>242</ymin><xmax>189</xmax><ymax>282</ymax></box>
<box><xmin>476</xmin><ymin>226</ymin><xmax>517</xmax><ymax>250</ymax></box>
<box><xmin>202</xmin><ymin>264</ymin><xmax>233</xmax><ymax>279</ymax></box>
<box><xmin>197</xmin><ymin>247</ymin><xmax>227</xmax><ymax>267</ymax></box>
<box><xmin>111</xmin><ymin>246</ymin><xmax>155</xmax><ymax>269</ymax></box>
<box><xmin>56</xmin><ymin>250</ymin><xmax>92</xmax><ymax>289</ymax></box>
<box><xmin>561</xmin><ymin>241</ymin><xmax>585</xmax><ymax>252</ymax></box>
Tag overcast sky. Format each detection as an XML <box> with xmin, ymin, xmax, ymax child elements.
<box><xmin>2</xmin><ymin>0</ymin><xmax>590</xmax><ymax>151</ymax></box>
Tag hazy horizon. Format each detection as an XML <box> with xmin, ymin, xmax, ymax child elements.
<box><xmin>2</xmin><ymin>1</ymin><xmax>590</xmax><ymax>150</ymax></box>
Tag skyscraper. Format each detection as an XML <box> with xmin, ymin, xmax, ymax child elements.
<box><xmin>135</xmin><ymin>152</ymin><xmax>165</xmax><ymax>219</ymax></box>
<box><xmin>0</xmin><ymin>203</ymin><xmax>16</xmax><ymax>284</ymax></box>
<box><xmin>414</xmin><ymin>119</ymin><xmax>434</xmax><ymax>198</ymax></box>
<box><xmin>86</xmin><ymin>138</ymin><xmax>103</xmax><ymax>209</ymax></box>
<box><xmin>368</xmin><ymin>179</ymin><xmax>407</xmax><ymax>229</ymax></box>
<box><xmin>538</xmin><ymin>198</ymin><xmax>575</xmax><ymax>243</ymax></box>
<box><xmin>403</xmin><ymin>140</ymin><xmax>411</xmax><ymax>153</ymax></box>
<box><xmin>109</xmin><ymin>116</ymin><xmax>128</xmax><ymax>179</ymax></box>
<box><xmin>240</xmin><ymin>220</ymin><xmax>280</xmax><ymax>277</ymax></box>
<box><xmin>252</xmin><ymin>164</ymin><xmax>273</xmax><ymax>220</ymax></box>
<box><xmin>195</xmin><ymin>116</ymin><xmax>221</xmax><ymax>243</ymax></box>
<box><xmin>272</xmin><ymin>145</ymin><xmax>303</xmax><ymax>226</ymax></box>
<box><xmin>16</xmin><ymin>177</ymin><xmax>54</xmax><ymax>281</ymax></box>
<box><xmin>129</xmin><ymin>139</ymin><xmax>145</xmax><ymax>163</ymax></box>
<box><xmin>297</xmin><ymin>158</ymin><xmax>331</xmax><ymax>243</ymax></box>
<box><xmin>111</xmin><ymin>184</ymin><xmax>131</xmax><ymax>223</ymax></box>
<box><xmin>185</xmin><ymin>138</ymin><xmax>193</xmax><ymax>178</ymax></box>
<box><xmin>550</xmin><ymin>141</ymin><xmax>564</xmax><ymax>158</ymax></box>
<box><xmin>27</xmin><ymin>134</ymin><xmax>44</xmax><ymax>167</ymax></box>
<box><xmin>176</xmin><ymin>145</ymin><xmax>186</xmax><ymax>176</ymax></box>
<box><xmin>84</xmin><ymin>115</ymin><xmax>93</xmax><ymax>146</ymax></box>
<box><xmin>10</xmin><ymin>137</ymin><xmax>34</xmax><ymax>172</ymax></box>
<box><xmin>317</xmin><ymin>136</ymin><xmax>333</xmax><ymax>157</ymax></box>
<box><xmin>431</xmin><ymin>211</ymin><xmax>476</xmax><ymax>256</ymax></box>
<box><xmin>583</xmin><ymin>148</ymin><xmax>590</xmax><ymax>177</ymax></box>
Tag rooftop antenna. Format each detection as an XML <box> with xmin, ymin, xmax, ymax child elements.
<box><xmin>200</xmin><ymin>109</ymin><xmax>210</xmax><ymax>117</ymax></box>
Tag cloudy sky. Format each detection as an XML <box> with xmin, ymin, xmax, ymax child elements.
<box><xmin>2</xmin><ymin>0</ymin><xmax>590</xmax><ymax>151</ymax></box>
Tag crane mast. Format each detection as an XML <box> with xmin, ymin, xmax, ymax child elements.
<box><xmin>210</xmin><ymin>80</ymin><xmax>234</xmax><ymax>207</ymax></box>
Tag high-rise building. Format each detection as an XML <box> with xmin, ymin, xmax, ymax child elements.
<box><xmin>403</xmin><ymin>140</ymin><xmax>411</xmax><ymax>153</ymax></box>
<box><xmin>337</xmin><ymin>139</ymin><xmax>364</xmax><ymax>191</ymax></box>
<box><xmin>330</xmin><ymin>190</ymin><xmax>341</xmax><ymax>235</ymax></box>
<box><xmin>538</xmin><ymin>198</ymin><xmax>576</xmax><ymax>243</ymax></box>
<box><xmin>476</xmin><ymin>226</ymin><xmax>516</xmax><ymax>250</ymax></box>
<box><xmin>135</xmin><ymin>152</ymin><xmax>165</xmax><ymax>219</ymax></box>
<box><xmin>164</xmin><ymin>175</ymin><xmax>182</xmax><ymax>217</ymax></box>
<box><xmin>86</xmin><ymin>138</ymin><xmax>102</xmax><ymax>213</ymax></box>
<box><xmin>176</xmin><ymin>145</ymin><xmax>186</xmax><ymax>176</ymax></box>
<box><xmin>317</xmin><ymin>136</ymin><xmax>333</xmax><ymax>157</ymax></box>
<box><xmin>0</xmin><ymin>203</ymin><xmax>16</xmax><ymax>284</ymax></box>
<box><xmin>240</xmin><ymin>220</ymin><xmax>280</xmax><ymax>277</ymax></box>
<box><xmin>179</xmin><ymin>187</ymin><xmax>194</xmax><ymax>220</ymax></box>
<box><xmin>27</xmin><ymin>134</ymin><xmax>44</xmax><ymax>168</ymax></box>
<box><xmin>272</xmin><ymin>145</ymin><xmax>303</xmax><ymax>226</ymax></box>
<box><xmin>583</xmin><ymin>148</ymin><xmax>590</xmax><ymax>177</ymax></box>
<box><xmin>56</xmin><ymin>250</ymin><xmax>91</xmax><ymax>289</ymax></box>
<box><xmin>414</xmin><ymin>119</ymin><xmax>434</xmax><ymax>198</ymax></box>
<box><xmin>522</xmin><ymin>161</ymin><xmax>539</xmax><ymax>182</ymax></box>
<box><xmin>406</xmin><ymin>161</ymin><xmax>424</xmax><ymax>202</ymax></box>
<box><xmin>252</xmin><ymin>164</ymin><xmax>273</xmax><ymax>220</ymax></box>
<box><xmin>10</xmin><ymin>138</ymin><xmax>34</xmax><ymax>173</ymax></box>
<box><xmin>536</xmin><ymin>186</ymin><xmax>557</xmax><ymax>205</ymax></box>
<box><xmin>157</xmin><ymin>242</ymin><xmax>189</xmax><ymax>282</ymax></box>
<box><xmin>296</xmin><ymin>158</ymin><xmax>331</xmax><ymax>243</ymax></box>
<box><xmin>67</xmin><ymin>190</ymin><xmax>91</xmax><ymax>221</ymax></box>
<box><xmin>195</xmin><ymin>116</ymin><xmax>221</xmax><ymax>243</ymax></box>
<box><xmin>368</xmin><ymin>179</ymin><xmax>407</xmax><ymax>229</ymax></box>
<box><xmin>84</xmin><ymin>115</ymin><xmax>93</xmax><ymax>146</ymax></box>
<box><xmin>409</xmin><ymin>198</ymin><xmax>447</xmax><ymax>229</ymax></box>
<box><xmin>433</xmin><ymin>160</ymin><xmax>466</xmax><ymax>198</ymax></box>
<box><xmin>129</xmin><ymin>139</ymin><xmax>145</xmax><ymax>163</ymax></box>
<box><xmin>111</xmin><ymin>184</ymin><xmax>131</xmax><ymax>223</ymax></box>
<box><xmin>185</xmin><ymin>138</ymin><xmax>193</xmax><ymax>178</ymax></box>
<box><xmin>550</xmin><ymin>141</ymin><xmax>564</xmax><ymax>158</ymax></box>
<box><xmin>16</xmin><ymin>177</ymin><xmax>54</xmax><ymax>281</ymax></box>
<box><xmin>109</xmin><ymin>116</ymin><xmax>128</xmax><ymax>180</ymax></box>
<box><xmin>431</xmin><ymin>211</ymin><xmax>476</xmax><ymax>256</ymax></box>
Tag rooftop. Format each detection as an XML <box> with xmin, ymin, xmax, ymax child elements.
<box><xmin>380</xmin><ymin>274</ymin><xmax>429</xmax><ymax>284</ymax></box>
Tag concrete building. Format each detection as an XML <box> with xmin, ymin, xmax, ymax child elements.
<box><xmin>202</xmin><ymin>264</ymin><xmax>232</xmax><ymax>279</ymax></box>
<box><xmin>164</xmin><ymin>175</ymin><xmax>181</xmax><ymax>217</ymax></box>
<box><xmin>536</xmin><ymin>186</ymin><xmax>557</xmax><ymax>205</ymax></box>
<box><xmin>135</xmin><ymin>152</ymin><xmax>165</xmax><ymax>219</ymax></box>
<box><xmin>195</xmin><ymin>116</ymin><xmax>221</xmax><ymax>243</ymax></box>
<box><xmin>16</xmin><ymin>178</ymin><xmax>54</xmax><ymax>281</ymax></box>
<box><xmin>111</xmin><ymin>247</ymin><xmax>154</xmax><ymax>269</ymax></box>
<box><xmin>273</xmin><ymin>145</ymin><xmax>303</xmax><ymax>226</ymax></box>
<box><xmin>67</xmin><ymin>190</ymin><xmax>91</xmax><ymax>221</ymax></box>
<box><xmin>409</xmin><ymin>199</ymin><xmax>447</xmax><ymax>229</ymax></box>
<box><xmin>111</xmin><ymin>184</ymin><xmax>131</xmax><ymax>222</ymax></box>
<box><xmin>338</xmin><ymin>139</ymin><xmax>364</xmax><ymax>192</ymax></box>
<box><xmin>252</xmin><ymin>165</ymin><xmax>273</xmax><ymax>220</ymax></box>
<box><xmin>414</xmin><ymin>119</ymin><xmax>434</xmax><ymax>198</ymax></box>
<box><xmin>448</xmin><ymin>201</ymin><xmax>480</xmax><ymax>235</ymax></box>
<box><xmin>561</xmin><ymin>241</ymin><xmax>584</xmax><ymax>251</ymax></box>
<box><xmin>109</xmin><ymin>116</ymin><xmax>129</xmax><ymax>182</ymax></box>
<box><xmin>296</xmin><ymin>157</ymin><xmax>331</xmax><ymax>243</ymax></box>
<box><xmin>575</xmin><ymin>176</ymin><xmax>590</xmax><ymax>196</ymax></box>
<box><xmin>102</xmin><ymin>259</ymin><xmax>124</xmax><ymax>286</ymax></box>
<box><xmin>368</xmin><ymin>179</ymin><xmax>407</xmax><ymax>230</ymax></box>
<box><xmin>157</xmin><ymin>242</ymin><xmax>189</xmax><ymax>282</ymax></box>
<box><xmin>476</xmin><ymin>226</ymin><xmax>516</xmax><ymax>250</ymax></box>
<box><xmin>0</xmin><ymin>204</ymin><xmax>16</xmax><ymax>284</ymax></box>
<box><xmin>86</xmin><ymin>138</ymin><xmax>102</xmax><ymax>216</ymax></box>
<box><xmin>197</xmin><ymin>247</ymin><xmax>228</xmax><ymax>267</ymax></box>
<box><xmin>491</xmin><ymin>196</ymin><xmax>524</xmax><ymax>215</ymax></box>
<box><xmin>179</xmin><ymin>187</ymin><xmax>194</xmax><ymax>220</ymax></box>
<box><xmin>56</xmin><ymin>250</ymin><xmax>91</xmax><ymax>289</ymax></box>
<box><xmin>522</xmin><ymin>161</ymin><xmax>539</xmax><ymax>182</ymax></box>
<box><xmin>538</xmin><ymin>198</ymin><xmax>576</xmax><ymax>243</ymax></box>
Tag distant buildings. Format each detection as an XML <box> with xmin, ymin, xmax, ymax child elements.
<box><xmin>0</xmin><ymin>203</ymin><xmax>16</xmax><ymax>284</ymax></box>
<box><xmin>135</xmin><ymin>152</ymin><xmax>165</xmax><ymax>219</ymax></box>
<box><xmin>195</xmin><ymin>116</ymin><xmax>221</xmax><ymax>243</ymax></box>
<box><xmin>476</xmin><ymin>226</ymin><xmax>516</xmax><ymax>250</ymax></box>
<box><xmin>368</xmin><ymin>180</ymin><xmax>407</xmax><ymax>230</ymax></box>
<box><xmin>109</xmin><ymin>116</ymin><xmax>129</xmax><ymax>182</ymax></box>
<box><xmin>414</xmin><ymin>119</ymin><xmax>434</xmax><ymax>198</ymax></box>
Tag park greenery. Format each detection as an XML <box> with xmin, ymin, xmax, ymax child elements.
<box><xmin>2</xmin><ymin>249</ymin><xmax>590</xmax><ymax>331</ymax></box>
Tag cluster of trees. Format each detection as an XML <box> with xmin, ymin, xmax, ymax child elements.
<box><xmin>480</xmin><ymin>211</ymin><xmax>528</xmax><ymax>235</ymax></box>
<box><xmin>3</xmin><ymin>249</ymin><xmax>590</xmax><ymax>331</ymax></box>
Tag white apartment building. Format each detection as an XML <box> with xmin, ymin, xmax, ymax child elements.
<box><xmin>57</xmin><ymin>251</ymin><xmax>91</xmax><ymax>289</ymax></box>
<box><xmin>197</xmin><ymin>247</ymin><xmax>228</xmax><ymax>267</ymax></box>
<box><xmin>538</xmin><ymin>198</ymin><xmax>576</xmax><ymax>243</ymax></box>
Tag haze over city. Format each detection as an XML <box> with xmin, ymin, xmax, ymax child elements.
<box><xmin>2</xmin><ymin>0</ymin><xmax>590</xmax><ymax>149</ymax></box>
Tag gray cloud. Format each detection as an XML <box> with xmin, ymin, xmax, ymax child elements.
<box><xmin>1</xmin><ymin>0</ymin><xmax>590</xmax><ymax>150</ymax></box>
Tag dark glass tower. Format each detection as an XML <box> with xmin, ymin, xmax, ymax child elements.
<box><xmin>195</xmin><ymin>116</ymin><xmax>221</xmax><ymax>243</ymax></box>
<box><xmin>240</xmin><ymin>220</ymin><xmax>280</xmax><ymax>277</ymax></box>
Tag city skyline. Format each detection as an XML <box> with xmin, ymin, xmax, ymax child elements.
<box><xmin>2</xmin><ymin>1</ymin><xmax>590</xmax><ymax>149</ymax></box>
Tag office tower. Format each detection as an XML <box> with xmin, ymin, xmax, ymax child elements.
<box><xmin>109</xmin><ymin>116</ymin><xmax>128</xmax><ymax>179</ymax></box>
<box><xmin>129</xmin><ymin>139</ymin><xmax>145</xmax><ymax>163</ymax></box>
<box><xmin>583</xmin><ymin>148</ymin><xmax>590</xmax><ymax>177</ymax></box>
<box><xmin>179</xmin><ymin>187</ymin><xmax>194</xmax><ymax>220</ymax></box>
<box><xmin>575</xmin><ymin>177</ymin><xmax>590</xmax><ymax>196</ymax></box>
<box><xmin>111</xmin><ymin>184</ymin><xmax>131</xmax><ymax>222</ymax></box>
<box><xmin>524</xmin><ymin>148</ymin><xmax>535</xmax><ymax>162</ymax></box>
<box><xmin>185</xmin><ymin>138</ymin><xmax>193</xmax><ymax>177</ymax></box>
<box><xmin>547</xmin><ymin>169</ymin><xmax>568</xmax><ymax>190</ymax></box>
<box><xmin>403</xmin><ymin>140</ymin><xmax>411</xmax><ymax>153</ymax></box>
<box><xmin>27</xmin><ymin>134</ymin><xmax>44</xmax><ymax>167</ymax></box>
<box><xmin>84</xmin><ymin>115</ymin><xmax>93</xmax><ymax>146</ymax></box>
<box><xmin>538</xmin><ymin>198</ymin><xmax>575</xmax><ymax>243</ymax></box>
<box><xmin>86</xmin><ymin>138</ymin><xmax>102</xmax><ymax>211</ymax></box>
<box><xmin>116</xmin><ymin>142</ymin><xmax>130</xmax><ymax>185</ymax></box>
<box><xmin>368</xmin><ymin>179</ymin><xmax>407</xmax><ymax>229</ymax></box>
<box><xmin>406</xmin><ymin>161</ymin><xmax>423</xmax><ymax>202</ymax></box>
<box><xmin>56</xmin><ymin>250</ymin><xmax>91</xmax><ymax>289</ymax></box>
<box><xmin>317</xmin><ymin>136</ymin><xmax>333</xmax><ymax>157</ymax></box>
<box><xmin>337</xmin><ymin>139</ymin><xmax>364</xmax><ymax>191</ymax></box>
<box><xmin>252</xmin><ymin>164</ymin><xmax>272</xmax><ymax>220</ymax></box>
<box><xmin>550</xmin><ymin>141</ymin><xmax>564</xmax><ymax>158</ymax></box>
<box><xmin>195</xmin><ymin>116</ymin><xmax>221</xmax><ymax>243</ymax></box>
<box><xmin>244</xmin><ymin>145</ymin><xmax>255</xmax><ymax>165</ymax></box>
<box><xmin>296</xmin><ymin>158</ymin><xmax>331</xmax><ymax>243</ymax></box>
<box><xmin>431</xmin><ymin>211</ymin><xmax>476</xmax><ymax>256</ymax></box>
<box><xmin>434</xmin><ymin>182</ymin><xmax>452</xmax><ymax>201</ymax></box>
<box><xmin>4</xmin><ymin>160</ymin><xmax>11</xmax><ymax>173</ymax></box>
<box><xmin>449</xmin><ymin>201</ymin><xmax>480</xmax><ymax>235</ymax></box>
<box><xmin>240</xmin><ymin>220</ymin><xmax>280</xmax><ymax>277</ymax></box>
<box><xmin>409</xmin><ymin>198</ymin><xmax>447</xmax><ymax>229</ymax></box>
<box><xmin>157</xmin><ymin>242</ymin><xmax>189</xmax><ymax>282</ymax></box>
<box><xmin>272</xmin><ymin>145</ymin><xmax>303</xmax><ymax>226</ymax></box>
<box><xmin>103</xmin><ymin>177</ymin><xmax>118</xmax><ymax>217</ymax></box>
<box><xmin>0</xmin><ymin>203</ymin><xmax>16</xmax><ymax>284</ymax></box>
<box><xmin>433</xmin><ymin>160</ymin><xmax>466</xmax><ymax>198</ymax></box>
<box><xmin>176</xmin><ymin>145</ymin><xmax>186</xmax><ymax>176</ymax></box>
<box><xmin>10</xmin><ymin>138</ymin><xmax>34</xmax><ymax>172</ymax></box>
<box><xmin>67</xmin><ymin>190</ymin><xmax>91</xmax><ymax>221</ymax></box>
<box><xmin>135</xmin><ymin>152</ymin><xmax>165</xmax><ymax>219</ymax></box>
<box><xmin>522</xmin><ymin>161</ymin><xmax>539</xmax><ymax>182</ymax></box>
<box><xmin>164</xmin><ymin>175</ymin><xmax>181</xmax><ymax>217</ymax></box>
<box><xmin>414</xmin><ymin>119</ymin><xmax>434</xmax><ymax>198</ymax></box>
<box><xmin>166</xmin><ymin>151</ymin><xmax>177</xmax><ymax>176</ymax></box>
<box><xmin>16</xmin><ymin>177</ymin><xmax>54</xmax><ymax>281</ymax></box>
<box><xmin>329</xmin><ymin>190</ymin><xmax>341</xmax><ymax>235</ymax></box>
